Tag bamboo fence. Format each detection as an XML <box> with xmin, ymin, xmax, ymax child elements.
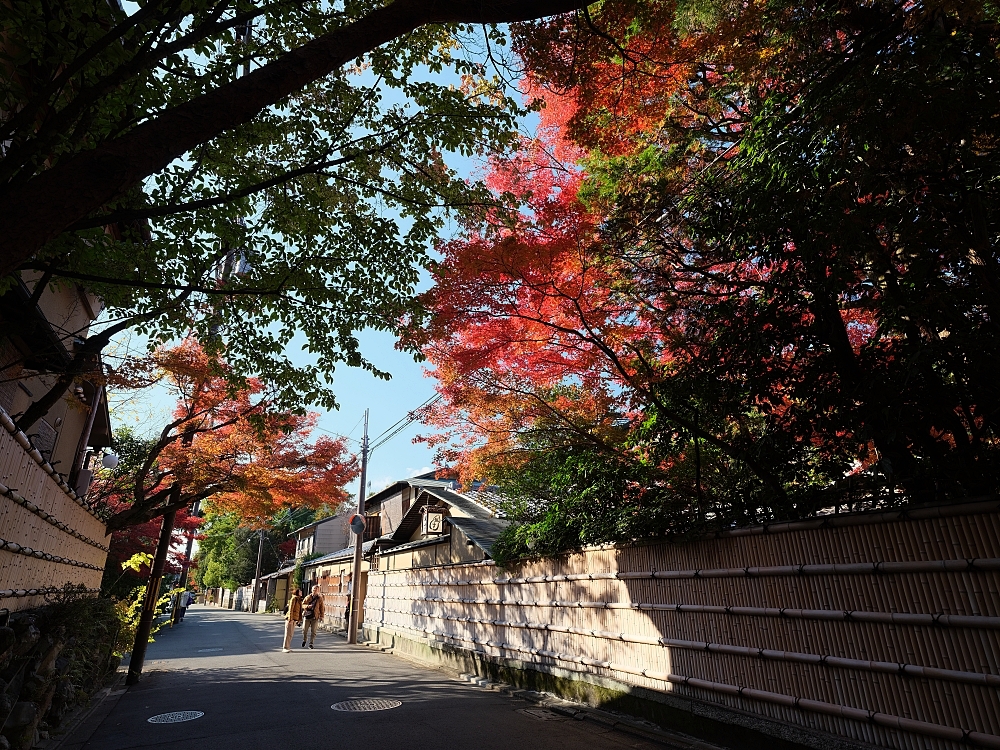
<box><xmin>318</xmin><ymin>571</ymin><xmax>353</xmax><ymax>630</ymax></box>
<box><xmin>365</xmin><ymin>500</ymin><xmax>1000</xmax><ymax>750</ymax></box>
<box><xmin>0</xmin><ymin>409</ymin><xmax>110</xmax><ymax>612</ymax></box>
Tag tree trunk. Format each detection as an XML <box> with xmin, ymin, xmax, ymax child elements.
<box><xmin>178</xmin><ymin>500</ymin><xmax>200</xmax><ymax>589</ymax></box>
<box><xmin>797</xmin><ymin>241</ymin><xmax>923</xmax><ymax>493</ymax></box>
<box><xmin>125</xmin><ymin>504</ymin><xmax>177</xmax><ymax>685</ymax></box>
<box><xmin>0</xmin><ymin>0</ymin><xmax>583</xmax><ymax>276</ymax></box>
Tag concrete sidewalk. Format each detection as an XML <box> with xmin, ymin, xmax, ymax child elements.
<box><xmin>61</xmin><ymin>606</ymin><xmax>685</xmax><ymax>749</ymax></box>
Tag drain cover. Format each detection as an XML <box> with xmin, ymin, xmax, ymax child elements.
<box><xmin>148</xmin><ymin>711</ymin><xmax>204</xmax><ymax>724</ymax></box>
<box><xmin>197</xmin><ymin>648</ymin><xmax>223</xmax><ymax>652</ymax></box>
<box><xmin>332</xmin><ymin>699</ymin><xmax>402</xmax><ymax>712</ymax></box>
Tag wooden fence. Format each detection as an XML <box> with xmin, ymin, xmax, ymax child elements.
<box><xmin>0</xmin><ymin>409</ymin><xmax>110</xmax><ymax>612</ymax></box>
<box><xmin>365</xmin><ymin>500</ymin><xmax>1000</xmax><ymax>750</ymax></box>
<box><xmin>318</xmin><ymin>570</ymin><xmax>362</xmax><ymax>631</ymax></box>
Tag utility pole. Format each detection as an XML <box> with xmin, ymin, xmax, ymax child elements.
<box><xmin>347</xmin><ymin>409</ymin><xmax>369</xmax><ymax>644</ymax></box>
<box><xmin>178</xmin><ymin>499</ymin><xmax>201</xmax><ymax>589</ymax></box>
<box><xmin>250</xmin><ymin>528</ymin><xmax>265</xmax><ymax>612</ymax></box>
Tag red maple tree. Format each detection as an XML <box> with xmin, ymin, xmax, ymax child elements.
<box><xmin>98</xmin><ymin>339</ymin><xmax>359</xmax><ymax>532</ymax></box>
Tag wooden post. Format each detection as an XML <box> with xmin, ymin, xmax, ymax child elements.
<box><xmin>68</xmin><ymin>385</ymin><xmax>103</xmax><ymax>490</ymax></box>
<box><xmin>178</xmin><ymin>499</ymin><xmax>200</xmax><ymax>589</ymax></box>
<box><xmin>126</xmin><ymin>428</ymin><xmax>193</xmax><ymax>685</ymax></box>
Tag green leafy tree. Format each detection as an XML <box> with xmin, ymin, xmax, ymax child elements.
<box><xmin>195</xmin><ymin>514</ymin><xmax>285</xmax><ymax>590</ymax></box>
<box><xmin>0</xmin><ymin>0</ymin><xmax>585</xmax><ymax>430</ymax></box>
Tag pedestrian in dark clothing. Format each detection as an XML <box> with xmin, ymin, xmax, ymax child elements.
<box><xmin>178</xmin><ymin>590</ymin><xmax>192</xmax><ymax>621</ymax></box>
<box><xmin>301</xmin><ymin>585</ymin><xmax>325</xmax><ymax>648</ymax></box>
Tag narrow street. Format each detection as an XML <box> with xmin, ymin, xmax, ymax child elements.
<box><xmin>63</xmin><ymin>606</ymin><xmax>677</xmax><ymax>750</ymax></box>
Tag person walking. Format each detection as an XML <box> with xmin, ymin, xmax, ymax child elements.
<box><xmin>177</xmin><ymin>589</ymin><xmax>193</xmax><ymax>622</ymax></box>
<box><xmin>282</xmin><ymin>587</ymin><xmax>303</xmax><ymax>653</ymax></box>
<box><xmin>301</xmin><ymin>585</ymin><xmax>325</xmax><ymax>649</ymax></box>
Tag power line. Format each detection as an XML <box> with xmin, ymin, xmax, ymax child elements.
<box><xmin>371</xmin><ymin>393</ymin><xmax>440</xmax><ymax>443</ymax></box>
<box><xmin>371</xmin><ymin>393</ymin><xmax>439</xmax><ymax>442</ymax></box>
<box><xmin>369</xmin><ymin>420</ymin><xmax>415</xmax><ymax>453</ymax></box>
<box><xmin>310</xmin><ymin>409</ymin><xmax>376</xmax><ymax>446</ymax></box>
<box><xmin>310</xmin><ymin>392</ymin><xmax>441</xmax><ymax>455</ymax></box>
<box><xmin>345</xmin><ymin>412</ymin><xmax>366</xmax><ymax>439</ymax></box>
<box><xmin>369</xmin><ymin>394</ymin><xmax>441</xmax><ymax>454</ymax></box>
<box><xmin>311</xmin><ymin>424</ymin><xmax>362</xmax><ymax>445</ymax></box>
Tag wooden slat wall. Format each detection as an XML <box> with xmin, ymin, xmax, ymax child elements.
<box><xmin>318</xmin><ymin>571</ymin><xmax>352</xmax><ymax>629</ymax></box>
<box><xmin>365</xmin><ymin>506</ymin><xmax>1000</xmax><ymax>750</ymax></box>
<box><xmin>0</xmin><ymin>420</ymin><xmax>110</xmax><ymax>612</ymax></box>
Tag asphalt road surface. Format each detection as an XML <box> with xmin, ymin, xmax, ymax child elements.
<box><xmin>63</xmin><ymin>605</ymin><xmax>675</xmax><ymax>750</ymax></box>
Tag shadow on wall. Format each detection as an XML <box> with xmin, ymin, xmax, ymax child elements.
<box><xmin>605</xmin><ymin>509</ymin><xmax>1000</xmax><ymax>750</ymax></box>
<box><xmin>373</xmin><ymin>504</ymin><xmax>1000</xmax><ymax>750</ymax></box>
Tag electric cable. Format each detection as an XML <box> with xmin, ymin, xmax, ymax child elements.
<box><xmin>371</xmin><ymin>393</ymin><xmax>440</xmax><ymax>443</ymax></box>
<box><xmin>369</xmin><ymin>394</ymin><xmax>441</xmax><ymax>454</ymax></box>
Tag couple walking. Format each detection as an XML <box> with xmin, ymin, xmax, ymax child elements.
<box><xmin>282</xmin><ymin>585</ymin><xmax>325</xmax><ymax>652</ymax></box>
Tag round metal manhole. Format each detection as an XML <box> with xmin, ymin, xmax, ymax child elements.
<box><xmin>197</xmin><ymin>648</ymin><xmax>223</xmax><ymax>652</ymax></box>
<box><xmin>332</xmin><ymin>699</ymin><xmax>402</xmax><ymax>712</ymax></box>
<box><xmin>147</xmin><ymin>711</ymin><xmax>204</xmax><ymax>724</ymax></box>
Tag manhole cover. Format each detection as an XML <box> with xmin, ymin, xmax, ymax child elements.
<box><xmin>332</xmin><ymin>699</ymin><xmax>402</xmax><ymax>712</ymax></box>
<box><xmin>197</xmin><ymin>648</ymin><xmax>223</xmax><ymax>652</ymax></box>
<box><xmin>147</xmin><ymin>711</ymin><xmax>204</xmax><ymax>724</ymax></box>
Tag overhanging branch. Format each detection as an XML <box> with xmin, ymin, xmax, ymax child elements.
<box><xmin>0</xmin><ymin>0</ymin><xmax>586</xmax><ymax>276</ymax></box>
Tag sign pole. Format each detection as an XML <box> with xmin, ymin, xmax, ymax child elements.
<box><xmin>347</xmin><ymin>409</ymin><xmax>369</xmax><ymax>644</ymax></box>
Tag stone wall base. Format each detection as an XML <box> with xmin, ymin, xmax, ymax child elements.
<box><xmin>363</xmin><ymin>624</ymin><xmax>874</xmax><ymax>750</ymax></box>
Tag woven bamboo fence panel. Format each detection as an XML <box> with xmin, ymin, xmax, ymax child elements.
<box><xmin>0</xmin><ymin>411</ymin><xmax>110</xmax><ymax>612</ymax></box>
<box><xmin>318</xmin><ymin>571</ymin><xmax>352</xmax><ymax>629</ymax></box>
<box><xmin>365</xmin><ymin>502</ymin><xmax>1000</xmax><ymax>750</ymax></box>
<box><xmin>314</xmin><ymin>560</ymin><xmax>367</xmax><ymax>630</ymax></box>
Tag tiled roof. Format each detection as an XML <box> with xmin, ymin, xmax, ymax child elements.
<box><xmin>300</xmin><ymin>539</ymin><xmax>376</xmax><ymax>566</ymax></box>
<box><xmin>419</xmin><ymin>486</ymin><xmax>497</xmax><ymax>519</ymax></box>
<box><xmin>387</xmin><ymin>484</ymin><xmax>500</xmax><ymax>543</ymax></box>
<box><xmin>468</xmin><ymin>489</ymin><xmax>506</xmax><ymax>515</ymax></box>
<box><xmin>363</xmin><ymin>471</ymin><xmax>455</xmax><ymax>507</ymax></box>
<box><xmin>446</xmin><ymin>516</ymin><xmax>510</xmax><ymax>556</ymax></box>
<box><xmin>259</xmin><ymin>564</ymin><xmax>296</xmax><ymax>580</ymax></box>
<box><xmin>289</xmin><ymin>513</ymin><xmax>344</xmax><ymax>537</ymax></box>
<box><xmin>390</xmin><ymin>494</ymin><xmax>436</xmax><ymax>541</ymax></box>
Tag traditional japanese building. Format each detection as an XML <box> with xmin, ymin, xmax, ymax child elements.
<box><xmin>298</xmin><ymin>471</ymin><xmax>509</xmax><ymax>632</ymax></box>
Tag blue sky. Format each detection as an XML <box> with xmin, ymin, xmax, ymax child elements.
<box><xmin>310</xmin><ymin>329</ymin><xmax>440</xmax><ymax>494</ymax></box>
